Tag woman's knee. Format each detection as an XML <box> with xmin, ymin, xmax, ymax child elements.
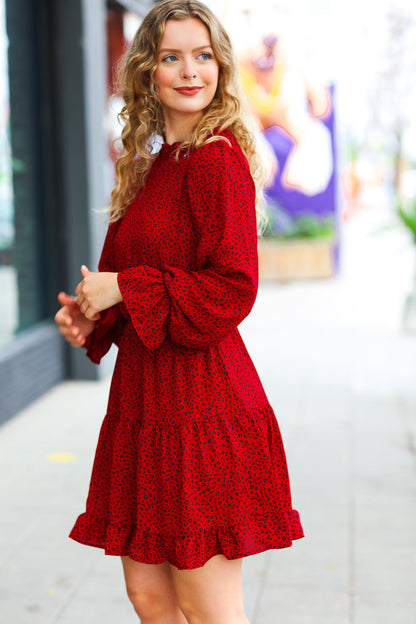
<box><xmin>171</xmin><ymin>555</ymin><xmax>247</xmax><ymax>624</ymax></box>
<box><xmin>177</xmin><ymin>593</ymin><xmax>247</xmax><ymax>624</ymax></box>
<box><xmin>175</xmin><ymin>596</ymin><xmax>203</xmax><ymax>624</ymax></box>
<box><xmin>121</xmin><ymin>556</ymin><xmax>183</xmax><ymax>621</ymax></box>
<box><xmin>125</xmin><ymin>583</ymin><xmax>162</xmax><ymax>618</ymax></box>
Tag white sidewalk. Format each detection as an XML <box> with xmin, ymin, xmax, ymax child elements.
<box><xmin>1</xmin><ymin>210</ymin><xmax>416</xmax><ymax>623</ymax></box>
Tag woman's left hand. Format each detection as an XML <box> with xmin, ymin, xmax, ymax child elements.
<box><xmin>75</xmin><ymin>265</ymin><xmax>123</xmax><ymax>320</ymax></box>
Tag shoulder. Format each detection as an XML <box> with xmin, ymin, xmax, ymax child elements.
<box><xmin>189</xmin><ymin>129</ymin><xmax>251</xmax><ymax>175</ymax></box>
<box><xmin>185</xmin><ymin>129</ymin><xmax>255</xmax><ymax>210</ymax></box>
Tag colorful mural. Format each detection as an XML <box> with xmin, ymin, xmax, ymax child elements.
<box><xmin>240</xmin><ymin>34</ymin><xmax>338</xmax><ymax>246</ymax></box>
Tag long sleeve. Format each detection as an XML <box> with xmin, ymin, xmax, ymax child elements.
<box><xmin>117</xmin><ymin>137</ymin><xmax>259</xmax><ymax>351</ymax></box>
<box><xmin>83</xmin><ymin>221</ymin><xmax>126</xmax><ymax>364</ymax></box>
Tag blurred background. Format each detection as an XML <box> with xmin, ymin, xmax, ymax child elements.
<box><xmin>0</xmin><ymin>0</ymin><xmax>416</xmax><ymax>421</ymax></box>
<box><xmin>0</xmin><ymin>2</ymin><xmax>415</xmax><ymax>623</ymax></box>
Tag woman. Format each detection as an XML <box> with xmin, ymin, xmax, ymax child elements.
<box><xmin>55</xmin><ymin>1</ymin><xmax>303</xmax><ymax>622</ymax></box>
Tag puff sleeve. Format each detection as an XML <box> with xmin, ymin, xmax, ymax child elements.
<box><xmin>83</xmin><ymin>221</ymin><xmax>126</xmax><ymax>364</ymax></box>
<box><xmin>117</xmin><ymin>138</ymin><xmax>259</xmax><ymax>351</ymax></box>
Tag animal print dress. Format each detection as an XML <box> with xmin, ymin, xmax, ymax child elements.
<box><xmin>69</xmin><ymin>128</ymin><xmax>304</xmax><ymax>569</ymax></box>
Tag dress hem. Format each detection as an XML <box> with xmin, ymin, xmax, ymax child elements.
<box><xmin>69</xmin><ymin>510</ymin><xmax>304</xmax><ymax>570</ymax></box>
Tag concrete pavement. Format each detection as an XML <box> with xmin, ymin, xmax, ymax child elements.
<box><xmin>1</xmin><ymin>209</ymin><xmax>416</xmax><ymax>623</ymax></box>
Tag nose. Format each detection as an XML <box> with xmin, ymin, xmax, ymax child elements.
<box><xmin>181</xmin><ymin>57</ymin><xmax>197</xmax><ymax>80</ymax></box>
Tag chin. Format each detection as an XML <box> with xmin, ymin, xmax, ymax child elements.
<box><xmin>173</xmin><ymin>102</ymin><xmax>212</xmax><ymax>115</ymax></box>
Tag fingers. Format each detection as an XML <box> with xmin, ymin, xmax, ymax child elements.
<box><xmin>54</xmin><ymin>306</ymin><xmax>71</xmax><ymax>326</ymax></box>
<box><xmin>75</xmin><ymin>277</ymin><xmax>87</xmax><ymax>308</ymax></box>
<box><xmin>54</xmin><ymin>301</ymin><xmax>82</xmax><ymax>346</ymax></box>
<box><xmin>66</xmin><ymin>325</ymin><xmax>86</xmax><ymax>347</ymax></box>
<box><xmin>77</xmin><ymin>297</ymin><xmax>90</xmax><ymax>318</ymax></box>
<box><xmin>75</xmin><ymin>264</ymin><xmax>90</xmax><ymax>296</ymax></box>
<box><xmin>55</xmin><ymin>309</ymin><xmax>73</xmax><ymax>335</ymax></box>
<box><xmin>57</xmin><ymin>291</ymin><xmax>77</xmax><ymax>307</ymax></box>
<box><xmin>73</xmin><ymin>266</ymin><xmax>103</xmax><ymax>322</ymax></box>
<box><xmin>64</xmin><ymin>328</ymin><xmax>85</xmax><ymax>347</ymax></box>
<box><xmin>55</xmin><ymin>313</ymin><xmax>85</xmax><ymax>347</ymax></box>
<box><xmin>80</xmin><ymin>305</ymin><xmax>101</xmax><ymax>321</ymax></box>
<box><xmin>76</xmin><ymin>266</ymin><xmax>90</xmax><ymax>298</ymax></box>
<box><xmin>81</xmin><ymin>303</ymin><xmax>100</xmax><ymax>321</ymax></box>
<box><xmin>55</xmin><ymin>278</ymin><xmax>94</xmax><ymax>348</ymax></box>
<box><xmin>76</xmin><ymin>277</ymin><xmax>100</xmax><ymax>321</ymax></box>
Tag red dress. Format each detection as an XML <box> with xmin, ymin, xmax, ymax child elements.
<box><xmin>69</xmin><ymin>129</ymin><xmax>303</xmax><ymax>569</ymax></box>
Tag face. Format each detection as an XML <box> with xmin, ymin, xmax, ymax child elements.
<box><xmin>153</xmin><ymin>18</ymin><xmax>219</xmax><ymax>127</ymax></box>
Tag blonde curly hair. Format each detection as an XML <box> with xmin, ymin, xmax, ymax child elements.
<box><xmin>111</xmin><ymin>0</ymin><xmax>267</xmax><ymax>233</ymax></box>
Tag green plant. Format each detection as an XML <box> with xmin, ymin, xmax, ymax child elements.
<box><xmin>288</xmin><ymin>215</ymin><xmax>334</xmax><ymax>239</ymax></box>
<box><xmin>398</xmin><ymin>198</ymin><xmax>416</xmax><ymax>244</ymax></box>
<box><xmin>265</xmin><ymin>213</ymin><xmax>334</xmax><ymax>240</ymax></box>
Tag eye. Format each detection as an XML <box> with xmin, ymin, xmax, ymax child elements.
<box><xmin>162</xmin><ymin>54</ymin><xmax>178</xmax><ymax>63</ymax></box>
<box><xmin>198</xmin><ymin>52</ymin><xmax>213</xmax><ymax>61</ymax></box>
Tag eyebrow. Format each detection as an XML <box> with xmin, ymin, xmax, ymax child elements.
<box><xmin>159</xmin><ymin>45</ymin><xmax>213</xmax><ymax>54</ymax></box>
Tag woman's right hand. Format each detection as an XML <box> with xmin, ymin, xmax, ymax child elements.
<box><xmin>54</xmin><ymin>292</ymin><xmax>99</xmax><ymax>347</ymax></box>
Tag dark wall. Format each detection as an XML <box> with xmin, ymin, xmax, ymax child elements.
<box><xmin>0</xmin><ymin>323</ymin><xmax>64</xmax><ymax>426</ymax></box>
<box><xmin>6</xmin><ymin>0</ymin><xmax>50</xmax><ymax>330</ymax></box>
<box><xmin>1</xmin><ymin>0</ymin><xmax>107</xmax><ymax>425</ymax></box>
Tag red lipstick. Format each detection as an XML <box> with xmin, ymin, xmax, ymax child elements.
<box><xmin>174</xmin><ymin>87</ymin><xmax>202</xmax><ymax>95</ymax></box>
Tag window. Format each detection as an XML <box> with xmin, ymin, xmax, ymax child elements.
<box><xmin>0</xmin><ymin>0</ymin><xmax>16</xmax><ymax>347</ymax></box>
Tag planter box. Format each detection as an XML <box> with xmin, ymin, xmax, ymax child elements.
<box><xmin>258</xmin><ymin>238</ymin><xmax>335</xmax><ymax>281</ymax></box>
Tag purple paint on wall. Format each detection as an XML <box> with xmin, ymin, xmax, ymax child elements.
<box><xmin>263</xmin><ymin>84</ymin><xmax>340</xmax><ymax>271</ymax></box>
<box><xmin>264</xmin><ymin>84</ymin><xmax>338</xmax><ymax>221</ymax></box>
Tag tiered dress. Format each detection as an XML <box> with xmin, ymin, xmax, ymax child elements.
<box><xmin>69</xmin><ymin>128</ymin><xmax>303</xmax><ymax>569</ymax></box>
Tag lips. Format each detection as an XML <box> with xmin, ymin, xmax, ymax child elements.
<box><xmin>174</xmin><ymin>87</ymin><xmax>203</xmax><ymax>95</ymax></box>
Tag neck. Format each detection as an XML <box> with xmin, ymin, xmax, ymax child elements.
<box><xmin>163</xmin><ymin>110</ymin><xmax>203</xmax><ymax>144</ymax></box>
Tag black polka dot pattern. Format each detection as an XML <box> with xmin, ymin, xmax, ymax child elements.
<box><xmin>69</xmin><ymin>129</ymin><xmax>304</xmax><ymax>569</ymax></box>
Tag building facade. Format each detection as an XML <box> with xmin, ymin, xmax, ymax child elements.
<box><xmin>0</xmin><ymin>0</ymin><xmax>153</xmax><ymax>424</ymax></box>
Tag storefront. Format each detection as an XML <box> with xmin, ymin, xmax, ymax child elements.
<box><xmin>0</xmin><ymin>0</ymin><xmax>151</xmax><ymax>424</ymax></box>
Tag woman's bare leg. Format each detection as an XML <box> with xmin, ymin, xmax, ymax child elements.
<box><xmin>121</xmin><ymin>556</ymin><xmax>188</xmax><ymax>624</ymax></box>
<box><xmin>170</xmin><ymin>554</ymin><xmax>250</xmax><ymax>624</ymax></box>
